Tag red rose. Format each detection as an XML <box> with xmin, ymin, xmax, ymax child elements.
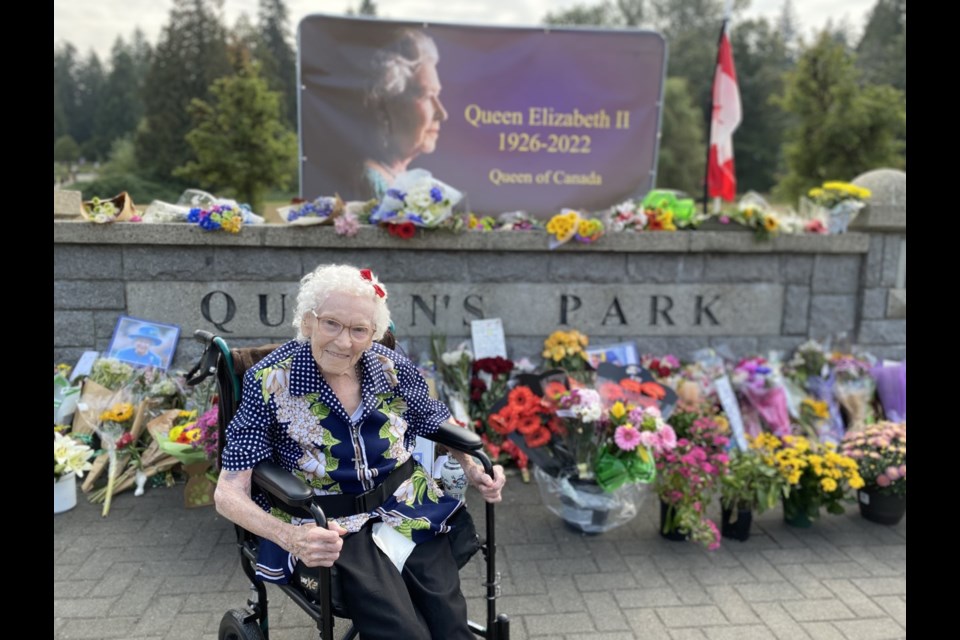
<box><xmin>395</xmin><ymin>222</ymin><xmax>416</xmax><ymax>239</ymax></box>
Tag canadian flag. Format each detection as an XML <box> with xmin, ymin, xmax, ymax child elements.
<box><xmin>707</xmin><ymin>22</ymin><xmax>741</xmax><ymax>202</ymax></box>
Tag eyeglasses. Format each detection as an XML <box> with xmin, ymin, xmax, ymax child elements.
<box><xmin>311</xmin><ymin>310</ymin><xmax>375</xmax><ymax>342</ymax></box>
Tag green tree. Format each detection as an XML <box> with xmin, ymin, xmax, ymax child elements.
<box><xmin>54</xmin><ymin>44</ymin><xmax>78</xmax><ymax>143</ymax></box>
<box><xmin>773</xmin><ymin>31</ymin><xmax>905</xmax><ymax>201</ymax></box>
<box><xmin>73</xmin><ymin>52</ymin><xmax>108</xmax><ymax>159</ymax></box>
<box><xmin>256</xmin><ymin>0</ymin><xmax>298</xmax><ymax>128</ymax></box>
<box><xmin>856</xmin><ymin>0</ymin><xmax>906</xmax><ymax>92</ymax></box>
<box><xmin>136</xmin><ymin>0</ymin><xmax>231</xmax><ymax>181</ymax></box>
<box><xmin>54</xmin><ymin>135</ymin><xmax>81</xmax><ymax>184</ymax></box>
<box><xmin>95</xmin><ymin>38</ymin><xmax>145</xmax><ymax>149</ymax></box>
<box><xmin>729</xmin><ymin>18</ymin><xmax>793</xmax><ymax>193</ymax></box>
<box><xmin>656</xmin><ymin>78</ymin><xmax>705</xmax><ymax>194</ymax></box>
<box><xmin>544</xmin><ymin>0</ymin><xmax>644</xmax><ymax>26</ymax></box>
<box><xmin>174</xmin><ymin>60</ymin><xmax>298</xmax><ymax>213</ymax></box>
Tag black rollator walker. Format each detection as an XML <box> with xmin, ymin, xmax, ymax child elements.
<box><xmin>187</xmin><ymin>330</ymin><xmax>510</xmax><ymax>640</ymax></box>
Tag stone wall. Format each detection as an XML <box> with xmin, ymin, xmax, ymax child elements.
<box><xmin>54</xmin><ymin>212</ymin><xmax>904</xmax><ymax>370</ymax></box>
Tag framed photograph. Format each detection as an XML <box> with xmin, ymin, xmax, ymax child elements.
<box><xmin>585</xmin><ymin>341</ymin><xmax>639</xmax><ymax>369</ymax></box>
<box><xmin>107</xmin><ymin>316</ymin><xmax>180</xmax><ymax>370</ymax></box>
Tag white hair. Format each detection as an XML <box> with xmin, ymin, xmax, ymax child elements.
<box><xmin>292</xmin><ymin>264</ymin><xmax>392</xmax><ymax>342</ymax></box>
<box><xmin>368</xmin><ymin>29</ymin><xmax>439</xmax><ymax>102</ymax></box>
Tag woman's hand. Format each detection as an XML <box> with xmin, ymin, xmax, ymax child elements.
<box><xmin>288</xmin><ymin>520</ymin><xmax>348</xmax><ymax>568</ymax></box>
<box><xmin>464</xmin><ymin>462</ymin><xmax>507</xmax><ymax>504</ymax></box>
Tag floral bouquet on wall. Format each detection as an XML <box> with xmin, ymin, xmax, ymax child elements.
<box><xmin>805</xmin><ymin>181</ymin><xmax>872</xmax><ymax>234</ymax></box>
<box><xmin>369</xmin><ymin>169</ymin><xmax>463</xmax><ymax>237</ymax></box>
<box><xmin>545</xmin><ymin>209</ymin><xmax>604</xmax><ymax>249</ymax></box>
<box><xmin>277</xmin><ymin>195</ymin><xmax>345</xmax><ymax>226</ymax></box>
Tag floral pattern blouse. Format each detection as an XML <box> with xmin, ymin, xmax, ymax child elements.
<box><xmin>222</xmin><ymin>339</ymin><xmax>462</xmax><ymax>543</ymax></box>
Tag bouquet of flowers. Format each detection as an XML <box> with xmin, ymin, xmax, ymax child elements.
<box><xmin>840</xmin><ymin>422</ymin><xmax>905</xmax><ymax>498</ymax></box>
<box><xmin>830</xmin><ymin>352</ymin><xmax>877</xmax><ymax>433</ymax></box>
<box><xmin>429</xmin><ymin>336</ymin><xmax>474</xmax><ymax>423</ymax></box>
<box><xmin>369</xmin><ymin>169</ymin><xmax>463</xmax><ymax>235</ymax></box>
<box><xmin>187</xmin><ymin>203</ymin><xmax>245</xmax><ymax>233</ymax></box>
<box><xmin>278</xmin><ymin>195</ymin><xmax>344</xmax><ymax>226</ymax></box>
<box><xmin>751</xmin><ymin>433</ymin><xmax>864</xmax><ymax>524</ymax></box>
<box><xmin>806</xmin><ymin>181</ymin><xmax>872</xmax><ymax>233</ymax></box>
<box><xmin>723</xmin><ymin>192</ymin><xmax>782</xmax><ymax>241</ymax></box>
<box><xmin>542</xmin><ymin>329</ymin><xmax>593</xmax><ymax>385</ymax></box>
<box><xmin>54</xmin><ymin>431</ymin><xmax>95</xmax><ymax>480</ymax></box>
<box><xmin>871</xmin><ymin>361</ymin><xmax>906</xmax><ymax>422</ymax></box>
<box><xmin>545</xmin><ymin>210</ymin><xmax>604</xmax><ymax>249</ymax></box>
<box><xmin>468</xmin><ymin>356</ymin><xmax>529</xmax><ymax>478</ymax></box>
<box><xmin>731</xmin><ymin>357</ymin><xmax>791</xmax><ymax>438</ymax></box>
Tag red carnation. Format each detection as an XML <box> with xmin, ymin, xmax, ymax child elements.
<box><xmin>395</xmin><ymin>222</ymin><xmax>416</xmax><ymax>239</ymax></box>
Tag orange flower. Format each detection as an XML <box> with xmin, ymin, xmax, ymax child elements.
<box><xmin>543</xmin><ymin>381</ymin><xmax>568</xmax><ymax>402</ymax></box>
<box><xmin>516</xmin><ymin>414</ymin><xmax>541</xmax><ymax>435</ymax></box>
<box><xmin>508</xmin><ymin>386</ymin><xmax>540</xmax><ymax>412</ymax></box>
<box><xmin>639</xmin><ymin>381</ymin><xmax>666</xmax><ymax>400</ymax></box>
<box><xmin>620</xmin><ymin>378</ymin><xmax>644</xmax><ymax>393</ymax></box>
<box><xmin>524</xmin><ymin>427</ymin><xmax>552</xmax><ymax>448</ymax></box>
<box><xmin>489</xmin><ymin>412</ymin><xmax>515</xmax><ymax>435</ymax></box>
<box><xmin>599</xmin><ymin>382</ymin><xmax>626</xmax><ymax>402</ymax></box>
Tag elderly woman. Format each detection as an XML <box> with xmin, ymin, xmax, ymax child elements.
<box><xmin>360</xmin><ymin>29</ymin><xmax>448</xmax><ymax>199</ymax></box>
<box><xmin>215</xmin><ymin>264</ymin><xmax>505</xmax><ymax>640</ymax></box>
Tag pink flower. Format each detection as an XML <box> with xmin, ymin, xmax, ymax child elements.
<box><xmin>639</xmin><ymin>430</ymin><xmax>659</xmax><ymax>449</ymax></box>
<box><xmin>659</xmin><ymin>425</ymin><xmax>677</xmax><ymax>449</ymax></box>
<box><xmin>885</xmin><ymin>466</ymin><xmax>900</xmax><ymax>480</ymax></box>
<box><xmin>898</xmin><ymin>464</ymin><xmax>906</xmax><ymax>478</ymax></box>
<box><xmin>719</xmin><ymin>215</ymin><xmax>730</xmax><ymax>224</ymax></box>
<box><xmin>614</xmin><ymin>425</ymin><xmax>642</xmax><ymax>451</ymax></box>
<box><xmin>876</xmin><ymin>474</ymin><xmax>891</xmax><ymax>487</ymax></box>
<box><xmin>693</xmin><ymin>501</ymin><xmax>702</xmax><ymax>512</ymax></box>
<box><xmin>335</xmin><ymin>212</ymin><xmax>360</xmax><ymax>237</ymax></box>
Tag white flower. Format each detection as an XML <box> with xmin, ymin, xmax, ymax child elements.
<box><xmin>614</xmin><ymin>200</ymin><xmax>636</xmax><ymax>215</ymax></box>
<box><xmin>406</xmin><ymin>186</ymin><xmax>435</xmax><ymax>209</ymax></box>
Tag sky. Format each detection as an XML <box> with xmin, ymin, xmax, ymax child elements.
<box><xmin>54</xmin><ymin>0</ymin><xmax>878</xmax><ymax>61</ymax></box>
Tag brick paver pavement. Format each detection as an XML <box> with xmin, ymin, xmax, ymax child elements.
<box><xmin>54</xmin><ymin>475</ymin><xmax>905</xmax><ymax>640</ymax></box>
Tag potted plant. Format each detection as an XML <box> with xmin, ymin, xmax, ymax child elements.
<box><xmin>719</xmin><ymin>446</ymin><xmax>786</xmax><ymax>541</ymax></box>
<box><xmin>54</xmin><ymin>430</ymin><xmax>95</xmax><ymax>514</ymax></box>
<box><xmin>840</xmin><ymin>421</ymin><xmax>906</xmax><ymax>525</ymax></box>
<box><xmin>654</xmin><ymin>416</ymin><xmax>728</xmax><ymax>549</ymax></box>
<box><xmin>751</xmin><ymin>433</ymin><xmax>865</xmax><ymax>527</ymax></box>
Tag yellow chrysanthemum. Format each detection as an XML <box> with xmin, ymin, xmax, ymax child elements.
<box><xmin>821</xmin><ymin>478</ymin><xmax>838</xmax><ymax>492</ymax></box>
<box><xmin>762</xmin><ymin>215</ymin><xmax>779</xmax><ymax>232</ymax></box>
<box><xmin>168</xmin><ymin>426</ymin><xmax>185</xmax><ymax>442</ymax></box>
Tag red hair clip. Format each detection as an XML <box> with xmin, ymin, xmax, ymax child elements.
<box><xmin>373</xmin><ymin>284</ymin><xmax>386</xmax><ymax>299</ymax></box>
<box><xmin>359</xmin><ymin>268</ymin><xmax>373</xmax><ymax>281</ymax></box>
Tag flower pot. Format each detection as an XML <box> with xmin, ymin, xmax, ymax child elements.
<box><xmin>858</xmin><ymin>487</ymin><xmax>906</xmax><ymax>525</ymax></box>
<box><xmin>561</xmin><ymin>477</ymin><xmax>612</xmax><ymax>534</ymax></box>
<box><xmin>659</xmin><ymin>499</ymin><xmax>687</xmax><ymax>541</ymax></box>
<box><xmin>533</xmin><ymin>467</ymin><xmax>643</xmax><ymax>535</ymax></box>
<box><xmin>54</xmin><ymin>472</ymin><xmax>77</xmax><ymax>514</ymax></box>
<box><xmin>781</xmin><ymin>494</ymin><xmax>816</xmax><ymax>528</ymax></box>
<box><xmin>720</xmin><ymin>503</ymin><xmax>752</xmax><ymax>541</ymax></box>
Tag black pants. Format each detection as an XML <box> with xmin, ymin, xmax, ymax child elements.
<box><xmin>336</xmin><ymin>525</ymin><xmax>472</xmax><ymax>640</ymax></box>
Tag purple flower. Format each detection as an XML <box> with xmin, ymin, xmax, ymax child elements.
<box><xmin>430</xmin><ymin>186</ymin><xmax>443</xmax><ymax>203</ymax></box>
